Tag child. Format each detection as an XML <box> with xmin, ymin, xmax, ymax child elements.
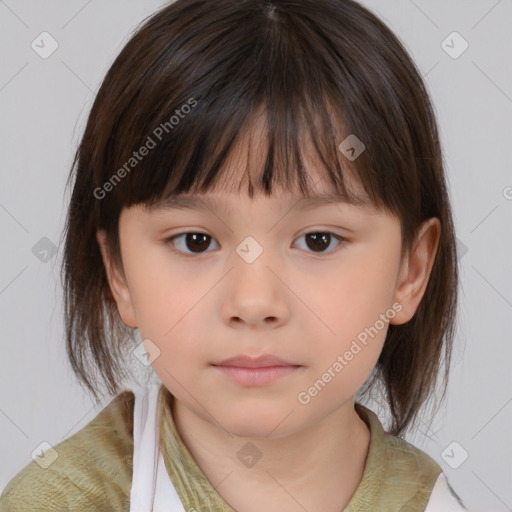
<box><xmin>0</xmin><ymin>0</ymin><xmax>468</xmax><ymax>510</ymax></box>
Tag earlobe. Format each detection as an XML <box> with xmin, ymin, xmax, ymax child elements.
<box><xmin>390</xmin><ymin>218</ymin><xmax>441</xmax><ymax>325</ymax></box>
<box><xmin>96</xmin><ymin>229</ymin><xmax>138</xmax><ymax>328</ymax></box>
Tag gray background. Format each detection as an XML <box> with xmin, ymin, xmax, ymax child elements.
<box><xmin>0</xmin><ymin>1</ymin><xmax>511</xmax><ymax>510</ymax></box>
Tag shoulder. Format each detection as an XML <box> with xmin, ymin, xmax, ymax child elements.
<box><xmin>381</xmin><ymin>425</ymin><xmax>441</xmax><ymax>474</ymax></box>
<box><xmin>355</xmin><ymin>404</ymin><xmax>469</xmax><ymax>510</ymax></box>
<box><xmin>377</xmin><ymin>429</ymin><xmax>468</xmax><ymax>509</ymax></box>
<box><xmin>425</xmin><ymin>472</ymin><xmax>468</xmax><ymax>511</ymax></box>
<box><xmin>0</xmin><ymin>390</ymin><xmax>135</xmax><ymax>512</ymax></box>
<box><xmin>348</xmin><ymin>404</ymin><xmax>446</xmax><ymax>511</ymax></box>
<box><xmin>379</xmin><ymin>429</ymin><xmax>444</xmax><ymax>507</ymax></box>
<box><xmin>357</xmin><ymin>404</ymin><xmax>442</xmax><ymax>482</ymax></box>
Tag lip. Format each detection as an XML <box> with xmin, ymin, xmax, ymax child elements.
<box><xmin>213</xmin><ymin>354</ymin><xmax>298</xmax><ymax>368</ymax></box>
<box><xmin>212</xmin><ymin>355</ymin><xmax>301</xmax><ymax>386</ymax></box>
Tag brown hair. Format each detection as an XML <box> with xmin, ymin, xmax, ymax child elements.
<box><xmin>60</xmin><ymin>0</ymin><xmax>458</xmax><ymax>436</ymax></box>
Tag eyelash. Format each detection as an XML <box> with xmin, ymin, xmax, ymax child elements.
<box><xmin>164</xmin><ymin>231</ymin><xmax>346</xmax><ymax>257</ymax></box>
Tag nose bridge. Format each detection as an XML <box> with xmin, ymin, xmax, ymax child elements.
<box><xmin>221</xmin><ymin>233</ymin><xmax>289</xmax><ymax>327</ymax></box>
<box><xmin>233</xmin><ymin>232</ymin><xmax>278</xmax><ymax>295</ymax></box>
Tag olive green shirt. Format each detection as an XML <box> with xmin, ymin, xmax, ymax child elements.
<box><xmin>0</xmin><ymin>385</ymin><xmax>444</xmax><ymax>511</ymax></box>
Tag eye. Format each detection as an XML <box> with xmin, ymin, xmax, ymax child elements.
<box><xmin>166</xmin><ymin>232</ymin><xmax>219</xmax><ymax>256</ymax></box>
<box><xmin>293</xmin><ymin>231</ymin><xmax>345</xmax><ymax>254</ymax></box>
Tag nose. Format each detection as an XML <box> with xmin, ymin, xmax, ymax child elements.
<box><xmin>221</xmin><ymin>248</ymin><xmax>290</xmax><ymax>330</ymax></box>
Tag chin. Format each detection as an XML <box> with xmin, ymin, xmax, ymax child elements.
<box><xmin>219</xmin><ymin>406</ymin><xmax>298</xmax><ymax>440</ymax></box>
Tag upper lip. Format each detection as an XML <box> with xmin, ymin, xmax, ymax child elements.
<box><xmin>213</xmin><ymin>355</ymin><xmax>299</xmax><ymax>368</ymax></box>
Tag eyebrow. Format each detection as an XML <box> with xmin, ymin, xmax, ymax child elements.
<box><xmin>146</xmin><ymin>193</ymin><xmax>366</xmax><ymax>214</ymax></box>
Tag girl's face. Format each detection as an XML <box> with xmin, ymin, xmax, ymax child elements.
<box><xmin>98</xmin><ymin>147</ymin><xmax>438</xmax><ymax>439</ymax></box>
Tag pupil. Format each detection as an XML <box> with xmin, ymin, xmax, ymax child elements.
<box><xmin>187</xmin><ymin>233</ymin><xmax>209</xmax><ymax>252</ymax></box>
<box><xmin>306</xmin><ymin>233</ymin><xmax>330</xmax><ymax>252</ymax></box>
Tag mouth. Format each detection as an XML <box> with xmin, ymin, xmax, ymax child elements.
<box><xmin>212</xmin><ymin>354</ymin><xmax>302</xmax><ymax>386</ymax></box>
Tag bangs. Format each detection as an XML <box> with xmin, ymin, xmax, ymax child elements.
<box><xmin>138</xmin><ymin>99</ymin><xmax>374</xmax><ymax>211</ymax></box>
<box><xmin>103</xmin><ymin>74</ymin><xmax>380</xmax><ymax>216</ymax></box>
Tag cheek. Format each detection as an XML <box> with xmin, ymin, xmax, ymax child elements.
<box><xmin>306</xmin><ymin>247</ymin><xmax>399</xmax><ymax>334</ymax></box>
<box><xmin>298</xmin><ymin>247</ymin><xmax>400</xmax><ymax>385</ymax></box>
<box><xmin>123</xmin><ymin>247</ymin><xmax>208</xmax><ymax>352</ymax></box>
<box><xmin>300</xmin><ymin>309</ymin><xmax>388</xmax><ymax>410</ymax></box>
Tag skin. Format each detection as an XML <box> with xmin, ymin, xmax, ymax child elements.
<box><xmin>96</xmin><ymin>125</ymin><xmax>440</xmax><ymax>511</ymax></box>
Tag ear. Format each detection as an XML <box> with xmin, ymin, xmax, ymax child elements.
<box><xmin>96</xmin><ymin>229</ymin><xmax>137</xmax><ymax>328</ymax></box>
<box><xmin>390</xmin><ymin>218</ymin><xmax>441</xmax><ymax>325</ymax></box>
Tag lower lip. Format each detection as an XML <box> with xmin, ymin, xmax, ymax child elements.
<box><xmin>214</xmin><ymin>365</ymin><xmax>299</xmax><ymax>386</ymax></box>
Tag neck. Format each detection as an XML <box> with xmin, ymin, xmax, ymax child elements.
<box><xmin>170</xmin><ymin>396</ymin><xmax>370</xmax><ymax>512</ymax></box>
